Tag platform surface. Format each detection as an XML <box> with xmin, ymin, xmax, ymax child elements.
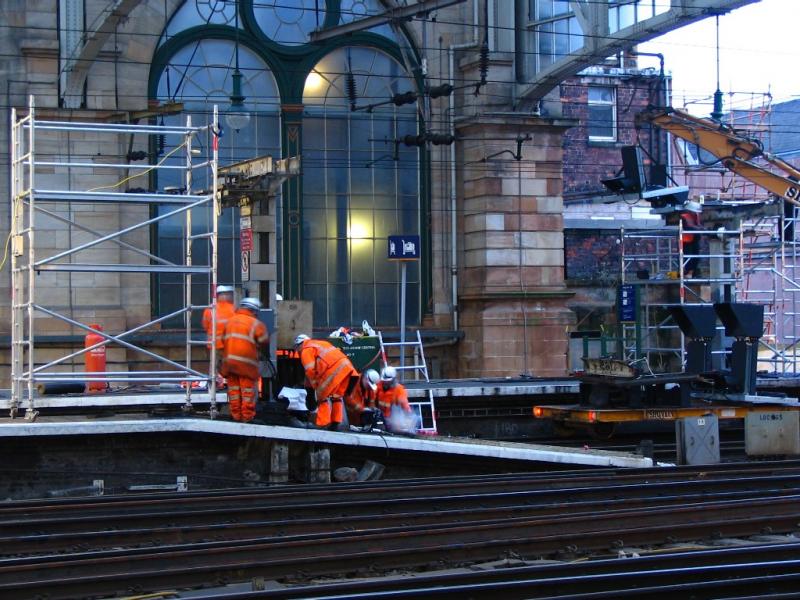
<box><xmin>0</xmin><ymin>416</ymin><xmax>653</xmax><ymax>469</ymax></box>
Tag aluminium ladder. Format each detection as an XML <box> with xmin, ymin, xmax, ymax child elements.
<box><xmin>377</xmin><ymin>330</ymin><xmax>437</xmax><ymax>433</ymax></box>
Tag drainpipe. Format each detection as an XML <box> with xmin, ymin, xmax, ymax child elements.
<box><xmin>447</xmin><ymin>0</ymin><xmax>481</xmax><ymax>332</ymax></box>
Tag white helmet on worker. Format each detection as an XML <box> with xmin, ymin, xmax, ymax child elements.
<box><xmin>380</xmin><ymin>366</ymin><xmax>397</xmax><ymax>383</ymax></box>
<box><xmin>684</xmin><ymin>200</ymin><xmax>702</xmax><ymax>214</ymax></box>
<box><xmin>239</xmin><ymin>297</ymin><xmax>262</xmax><ymax>312</ymax></box>
<box><xmin>363</xmin><ymin>369</ymin><xmax>380</xmax><ymax>391</ymax></box>
<box><xmin>216</xmin><ymin>284</ymin><xmax>234</xmax><ymax>294</ymax></box>
<box><xmin>294</xmin><ymin>333</ymin><xmax>310</xmax><ymax>347</ymax></box>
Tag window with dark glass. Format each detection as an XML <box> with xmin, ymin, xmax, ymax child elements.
<box><xmin>588</xmin><ymin>86</ymin><xmax>616</xmax><ymax>142</ymax></box>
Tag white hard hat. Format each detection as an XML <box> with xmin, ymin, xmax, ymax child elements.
<box><xmin>216</xmin><ymin>285</ymin><xmax>234</xmax><ymax>294</ymax></box>
<box><xmin>240</xmin><ymin>297</ymin><xmax>262</xmax><ymax>312</ymax></box>
<box><xmin>363</xmin><ymin>369</ymin><xmax>380</xmax><ymax>391</ymax></box>
<box><xmin>684</xmin><ymin>201</ymin><xmax>702</xmax><ymax>214</ymax></box>
<box><xmin>294</xmin><ymin>333</ymin><xmax>310</xmax><ymax>346</ymax></box>
<box><xmin>380</xmin><ymin>366</ymin><xmax>397</xmax><ymax>382</ymax></box>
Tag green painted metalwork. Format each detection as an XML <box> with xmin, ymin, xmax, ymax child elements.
<box><xmin>148</xmin><ymin>0</ymin><xmax>429</xmax><ymax>327</ymax></box>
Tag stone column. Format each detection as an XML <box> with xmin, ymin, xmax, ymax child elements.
<box><xmin>457</xmin><ymin>116</ymin><xmax>575</xmax><ymax>378</ymax></box>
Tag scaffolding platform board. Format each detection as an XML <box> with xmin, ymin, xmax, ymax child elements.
<box><xmin>533</xmin><ymin>404</ymin><xmax>800</xmax><ymax>424</ymax></box>
<box><xmin>0</xmin><ymin>417</ymin><xmax>652</xmax><ymax>469</ymax></box>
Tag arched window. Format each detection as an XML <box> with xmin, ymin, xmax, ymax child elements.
<box><xmin>302</xmin><ymin>47</ymin><xmax>420</xmax><ymax>328</ymax></box>
<box><xmin>150</xmin><ymin>1</ymin><xmax>425</xmax><ymax>330</ymax></box>
<box><xmin>153</xmin><ymin>39</ymin><xmax>281</xmax><ymax>323</ymax></box>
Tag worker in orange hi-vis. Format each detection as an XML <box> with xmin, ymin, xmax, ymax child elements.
<box><xmin>345</xmin><ymin>369</ymin><xmax>380</xmax><ymax>426</ymax></box>
<box><xmin>294</xmin><ymin>334</ymin><xmax>359</xmax><ymax>430</ymax></box>
<box><xmin>202</xmin><ymin>285</ymin><xmax>236</xmax><ymax>387</ymax></box>
<box><xmin>375</xmin><ymin>366</ymin><xmax>412</xmax><ymax>418</ymax></box>
<box><xmin>220</xmin><ymin>297</ymin><xmax>269</xmax><ymax>423</ymax></box>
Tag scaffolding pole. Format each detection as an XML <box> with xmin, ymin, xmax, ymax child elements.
<box><xmin>9</xmin><ymin>96</ymin><xmax>220</xmax><ymax>419</ymax></box>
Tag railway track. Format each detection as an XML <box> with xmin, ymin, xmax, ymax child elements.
<box><xmin>3</xmin><ymin>462</ymin><xmax>800</xmax><ymax>599</ymax></box>
<box><xmin>187</xmin><ymin>542</ymin><xmax>800</xmax><ymax>599</ymax></box>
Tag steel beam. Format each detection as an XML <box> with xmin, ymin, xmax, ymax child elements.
<box><xmin>517</xmin><ymin>0</ymin><xmax>760</xmax><ymax>102</ymax></box>
<box><xmin>309</xmin><ymin>0</ymin><xmax>466</xmax><ymax>42</ymax></box>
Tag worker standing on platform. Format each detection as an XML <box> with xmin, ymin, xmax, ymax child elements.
<box><xmin>346</xmin><ymin>369</ymin><xmax>380</xmax><ymax>426</ymax></box>
<box><xmin>376</xmin><ymin>366</ymin><xmax>413</xmax><ymax>421</ymax></box>
<box><xmin>294</xmin><ymin>334</ymin><xmax>359</xmax><ymax>430</ymax></box>
<box><xmin>680</xmin><ymin>201</ymin><xmax>703</xmax><ymax>279</ymax></box>
<box><xmin>202</xmin><ymin>285</ymin><xmax>236</xmax><ymax>387</ymax></box>
<box><xmin>220</xmin><ymin>297</ymin><xmax>269</xmax><ymax>423</ymax></box>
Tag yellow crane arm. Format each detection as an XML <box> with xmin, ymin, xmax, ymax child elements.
<box><xmin>637</xmin><ymin>107</ymin><xmax>800</xmax><ymax>207</ymax></box>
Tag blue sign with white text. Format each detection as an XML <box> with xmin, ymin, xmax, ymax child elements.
<box><xmin>617</xmin><ymin>284</ymin><xmax>637</xmax><ymax>322</ymax></box>
<box><xmin>388</xmin><ymin>235</ymin><xmax>420</xmax><ymax>260</ymax></box>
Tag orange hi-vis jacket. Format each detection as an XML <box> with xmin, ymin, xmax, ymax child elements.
<box><xmin>220</xmin><ymin>308</ymin><xmax>269</xmax><ymax>380</ymax></box>
<box><xmin>681</xmin><ymin>212</ymin><xmax>701</xmax><ymax>244</ymax></box>
<box><xmin>202</xmin><ymin>299</ymin><xmax>236</xmax><ymax>350</ymax></box>
<box><xmin>347</xmin><ymin>380</ymin><xmax>376</xmax><ymax>414</ymax></box>
<box><xmin>376</xmin><ymin>383</ymin><xmax>411</xmax><ymax>417</ymax></box>
<box><xmin>299</xmin><ymin>339</ymin><xmax>358</xmax><ymax>402</ymax></box>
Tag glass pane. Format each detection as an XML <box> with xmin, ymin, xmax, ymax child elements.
<box><xmin>569</xmin><ymin>17</ymin><xmax>584</xmax><ymax>52</ymax></box>
<box><xmin>589</xmin><ymin>87</ymin><xmax>614</xmax><ymax>103</ymax></box>
<box><xmin>159</xmin><ymin>0</ymin><xmax>239</xmax><ymax>48</ymax></box>
<box><xmin>304</xmin><ymin>283</ymin><xmax>328</xmax><ymax>327</ymax></box>
<box><xmin>303</xmin><ymin>239</ymin><xmax>327</xmax><ymax>282</ymax></box>
<box><xmin>554</xmin><ymin>1</ymin><xmax>570</xmax><ymax>16</ymax></box>
<box><xmin>376</xmin><ymin>283</ymin><xmax>398</xmax><ymax>326</ymax></box>
<box><xmin>253</xmin><ymin>0</ymin><xmax>325</xmax><ymax>46</ymax></box>
<box><xmin>351</xmin><ymin>283</ymin><xmax>375</xmax><ymax>326</ymax></box>
<box><xmin>538</xmin><ymin>24</ymin><xmax>554</xmax><ymax>69</ymax></box>
<box><xmin>339</xmin><ymin>0</ymin><xmax>397</xmax><ymax>40</ymax></box>
<box><xmin>618</xmin><ymin>3</ymin><xmax>635</xmax><ymax>29</ymax></box>
<box><xmin>350</xmin><ymin>239</ymin><xmax>374</xmax><ymax>282</ymax></box>
<box><xmin>303</xmin><ymin>207</ymin><xmax>328</xmax><ymax>238</ymax></box>
<box><xmin>636</xmin><ymin>0</ymin><xmax>653</xmax><ymax>20</ymax></box>
<box><xmin>329</xmin><ymin>283</ymin><xmax>350</xmax><ymax>324</ymax></box>
<box><xmin>155</xmin><ymin>38</ymin><xmax>280</xmax><ymax>321</ymax></box>
<box><xmin>328</xmin><ymin>239</ymin><xmax>349</xmax><ymax>284</ymax></box>
<box><xmin>301</xmin><ymin>47</ymin><xmax>420</xmax><ymax>328</ymax></box>
<box><xmin>537</xmin><ymin>0</ymin><xmax>553</xmax><ymax>19</ymax></box>
<box><xmin>554</xmin><ymin>19</ymin><xmax>569</xmax><ymax>57</ymax></box>
<box><xmin>588</xmin><ymin>106</ymin><xmax>615</xmax><ymax>139</ymax></box>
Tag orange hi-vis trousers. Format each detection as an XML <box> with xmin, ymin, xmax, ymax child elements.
<box><xmin>314</xmin><ymin>375</ymin><xmax>348</xmax><ymax>427</ymax></box>
<box><xmin>227</xmin><ymin>374</ymin><xmax>256</xmax><ymax>422</ymax></box>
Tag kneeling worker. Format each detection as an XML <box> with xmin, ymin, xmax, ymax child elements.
<box><xmin>376</xmin><ymin>365</ymin><xmax>413</xmax><ymax>418</ymax></box>
<box><xmin>220</xmin><ymin>297</ymin><xmax>269</xmax><ymax>422</ymax></box>
<box><xmin>347</xmin><ymin>369</ymin><xmax>380</xmax><ymax>426</ymax></box>
<box><xmin>294</xmin><ymin>334</ymin><xmax>359</xmax><ymax>430</ymax></box>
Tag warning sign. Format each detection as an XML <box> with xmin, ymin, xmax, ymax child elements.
<box><xmin>240</xmin><ymin>228</ymin><xmax>253</xmax><ymax>252</ymax></box>
<box><xmin>241</xmin><ymin>251</ymin><xmax>250</xmax><ymax>282</ymax></box>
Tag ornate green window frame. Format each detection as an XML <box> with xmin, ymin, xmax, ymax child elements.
<box><xmin>148</xmin><ymin>0</ymin><xmax>431</xmax><ymax>329</ymax></box>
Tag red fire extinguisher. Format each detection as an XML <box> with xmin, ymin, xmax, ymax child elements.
<box><xmin>85</xmin><ymin>324</ymin><xmax>107</xmax><ymax>393</ymax></box>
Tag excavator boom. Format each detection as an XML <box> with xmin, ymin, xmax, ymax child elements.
<box><xmin>637</xmin><ymin>107</ymin><xmax>800</xmax><ymax>206</ymax></box>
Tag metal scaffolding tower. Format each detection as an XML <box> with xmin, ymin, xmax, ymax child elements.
<box><xmin>620</xmin><ymin>209</ymin><xmax>800</xmax><ymax>377</ymax></box>
<box><xmin>10</xmin><ymin>96</ymin><xmax>220</xmax><ymax>419</ymax></box>
<box><xmin>619</xmin><ymin>224</ymin><xmax>743</xmax><ymax>372</ymax></box>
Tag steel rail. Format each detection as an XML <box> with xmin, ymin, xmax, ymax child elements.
<box><xmin>6</xmin><ymin>460</ymin><xmax>800</xmax><ymax>515</ymax></box>
<box><xmin>5</xmin><ymin>471</ymin><xmax>800</xmax><ymax>541</ymax></box>
<box><xmin>4</xmin><ymin>485</ymin><xmax>798</xmax><ymax>556</ymax></box>
<box><xmin>2</xmin><ymin>494</ymin><xmax>800</xmax><ymax>599</ymax></box>
<box><xmin>180</xmin><ymin>542</ymin><xmax>800</xmax><ymax>599</ymax></box>
<box><xmin>5</xmin><ymin>462</ymin><xmax>800</xmax><ymax>521</ymax></box>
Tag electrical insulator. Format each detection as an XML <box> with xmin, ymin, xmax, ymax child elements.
<box><xmin>428</xmin><ymin>84</ymin><xmax>454</xmax><ymax>99</ymax></box>
<box><xmin>126</xmin><ymin>150</ymin><xmax>148</xmax><ymax>161</ymax></box>
<box><xmin>402</xmin><ymin>134</ymin><xmax>426</xmax><ymax>147</ymax></box>
<box><xmin>392</xmin><ymin>91</ymin><xmax>418</xmax><ymax>106</ymax></box>
<box><xmin>479</xmin><ymin>42</ymin><xmax>490</xmax><ymax>83</ymax></box>
<box><xmin>346</xmin><ymin>71</ymin><xmax>358</xmax><ymax>111</ymax></box>
<box><xmin>428</xmin><ymin>133</ymin><xmax>455</xmax><ymax>146</ymax></box>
